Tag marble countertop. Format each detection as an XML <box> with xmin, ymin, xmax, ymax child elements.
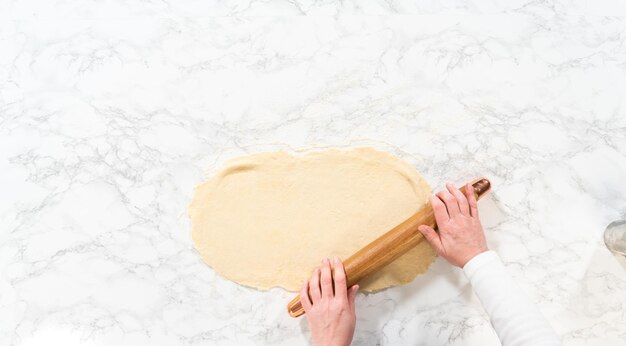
<box><xmin>2</xmin><ymin>1</ymin><xmax>626</xmax><ymax>345</ymax></box>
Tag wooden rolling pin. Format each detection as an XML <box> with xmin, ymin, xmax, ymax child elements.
<box><xmin>287</xmin><ymin>177</ymin><xmax>491</xmax><ymax>318</ymax></box>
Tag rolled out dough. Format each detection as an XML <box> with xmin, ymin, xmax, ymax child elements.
<box><xmin>189</xmin><ymin>147</ymin><xmax>437</xmax><ymax>292</ymax></box>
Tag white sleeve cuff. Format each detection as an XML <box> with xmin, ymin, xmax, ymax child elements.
<box><xmin>460</xmin><ymin>250</ymin><xmax>562</xmax><ymax>346</ymax></box>
<box><xmin>462</xmin><ymin>250</ymin><xmax>499</xmax><ymax>278</ymax></box>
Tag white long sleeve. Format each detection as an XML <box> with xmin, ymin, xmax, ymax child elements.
<box><xmin>463</xmin><ymin>251</ymin><xmax>561</xmax><ymax>346</ymax></box>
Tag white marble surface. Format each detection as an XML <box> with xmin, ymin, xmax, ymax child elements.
<box><xmin>2</xmin><ymin>1</ymin><xmax>626</xmax><ymax>345</ymax></box>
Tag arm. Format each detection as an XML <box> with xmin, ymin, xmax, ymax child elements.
<box><xmin>464</xmin><ymin>251</ymin><xmax>561</xmax><ymax>346</ymax></box>
<box><xmin>419</xmin><ymin>183</ymin><xmax>561</xmax><ymax>346</ymax></box>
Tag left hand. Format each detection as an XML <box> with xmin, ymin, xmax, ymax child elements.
<box><xmin>300</xmin><ymin>257</ymin><xmax>359</xmax><ymax>346</ymax></box>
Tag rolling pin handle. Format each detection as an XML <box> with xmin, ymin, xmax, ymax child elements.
<box><xmin>287</xmin><ymin>296</ymin><xmax>304</xmax><ymax>317</ymax></box>
<box><xmin>471</xmin><ymin>177</ymin><xmax>491</xmax><ymax>199</ymax></box>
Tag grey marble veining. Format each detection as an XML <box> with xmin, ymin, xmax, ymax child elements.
<box><xmin>1</xmin><ymin>1</ymin><xmax>626</xmax><ymax>345</ymax></box>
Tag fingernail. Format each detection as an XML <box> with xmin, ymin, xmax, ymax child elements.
<box><xmin>334</xmin><ymin>256</ymin><xmax>340</xmax><ymax>263</ymax></box>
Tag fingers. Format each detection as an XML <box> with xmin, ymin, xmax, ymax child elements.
<box><xmin>436</xmin><ymin>188</ymin><xmax>460</xmax><ymax>217</ymax></box>
<box><xmin>348</xmin><ymin>284</ymin><xmax>359</xmax><ymax>310</ymax></box>
<box><xmin>465</xmin><ymin>183</ymin><xmax>479</xmax><ymax>218</ymax></box>
<box><xmin>430</xmin><ymin>195</ymin><xmax>450</xmax><ymax>223</ymax></box>
<box><xmin>333</xmin><ymin>257</ymin><xmax>348</xmax><ymax>299</ymax></box>
<box><xmin>300</xmin><ymin>281</ymin><xmax>312</xmax><ymax>312</ymax></box>
<box><xmin>418</xmin><ymin>225</ymin><xmax>443</xmax><ymax>254</ymax></box>
<box><xmin>446</xmin><ymin>182</ymin><xmax>469</xmax><ymax>216</ymax></box>
<box><xmin>320</xmin><ymin>258</ymin><xmax>334</xmax><ymax>299</ymax></box>
<box><xmin>309</xmin><ymin>268</ymin><xmax>321</xmax><ymax>304</ymax></box>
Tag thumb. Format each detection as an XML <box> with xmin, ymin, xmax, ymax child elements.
<box><xmin>418</xmin><ymin>225</ymin><xmax>443</xmax><ymax>254</ymax></box>
<box><xmin>348</xmin><ymin>284</ymin><xmax>359</xmax><ymax>309</ymax></box>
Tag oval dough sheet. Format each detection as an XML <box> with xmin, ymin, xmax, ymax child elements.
<box><xmin>189</xmin><ymin>147</ymin><xmax>437</xmax><ymax>292</ymax></box>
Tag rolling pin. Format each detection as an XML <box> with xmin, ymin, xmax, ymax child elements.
<box><xmin>287</xmin><ymin>177</ymin><xmax>491</xmax><ymax>318</ymax></box>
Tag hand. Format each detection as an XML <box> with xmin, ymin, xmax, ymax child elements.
<box><xmin>418</xmin><ymin>182</ymin><xmax>488</xmax><ymax>267</ymax></box>
<box><xmin>300</xmin><ymin>257</ymin><xmax>359</xmax><ymax>346</ymax></box>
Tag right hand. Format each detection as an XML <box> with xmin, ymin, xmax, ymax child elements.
<box><xmin>418</xmin><ymin>182</ymin><xmax>488</xmax><ymax>267</ymax></box>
